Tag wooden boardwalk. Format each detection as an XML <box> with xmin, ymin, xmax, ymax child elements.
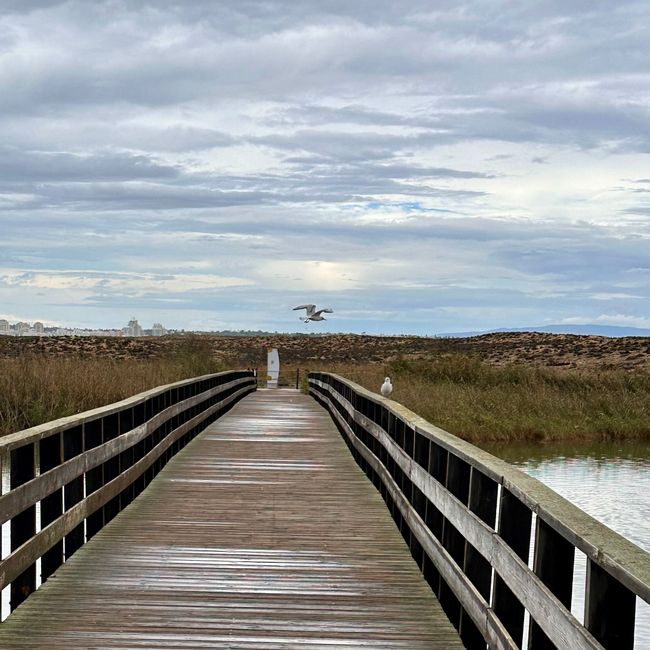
<box><xmin>0</xmin><ymin>389</ymin><xmax>462</xmax><ymax>649</ymax></box>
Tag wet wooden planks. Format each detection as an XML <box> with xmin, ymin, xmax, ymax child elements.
<box><xmin>0</xmin><ymin>389</ymin><xmax>463</xmax><ymax>649</ymax></box>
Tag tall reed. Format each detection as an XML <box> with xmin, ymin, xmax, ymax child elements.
<box><xmin>319</xmin><ymin>355</ymin><xmax>650</xmax><ymax>443</ymax></box>
<box><xmin>0</xmin><ymin>337</ymin><xmax>230</xmax><ymax>436</ymax></box>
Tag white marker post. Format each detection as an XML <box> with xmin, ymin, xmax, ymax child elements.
<box><xmin>266</xmin><ymin>347</ymin><xmax>280</xmax><ymax>388</ymax></box>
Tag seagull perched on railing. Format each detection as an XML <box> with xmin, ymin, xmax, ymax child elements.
<box><xmin>293</xmin><ymin>304</ymin><xmax>334</xmax><ymax>323</ymax></box>
<box><xmin>380</xmin><ymin>377</ymin><xmax>393</xmax><ymax>397</ymax></box>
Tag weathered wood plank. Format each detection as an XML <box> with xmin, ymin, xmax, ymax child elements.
<box><xmin>0</xmin><ymin>389</ymin><xmax>463</xmax><ymax>649</ymax></box>
<box><xmin>0</xmin><ymin>383</ymin><xmax>254</xmax><ymax>592</ymax></box>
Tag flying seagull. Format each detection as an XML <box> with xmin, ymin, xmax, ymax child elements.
<box><xmin>293</xmin><ymin>304</ymin><xmax>334</xmax><ymax>323</ymax></box>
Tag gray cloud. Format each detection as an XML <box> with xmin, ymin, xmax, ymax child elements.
<box><xmin>1</xmin><ymin>1</ymin><xmax>649</xmax><ymax>332</ymax></box>
<box><xmin>0</xmin><ymin>147</ymin><xmax>179</xmax><ymax>182</ymax></box>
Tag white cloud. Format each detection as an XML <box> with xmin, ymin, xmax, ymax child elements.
<box><xmin>0</xmin><ymin>1</ymin><xmax>649</xmax><ymax>332</ymax></box>
<box><xmin>0</xmin><ymin>269</ymin><xmax>255</xmax><ymax>295</ymax></box>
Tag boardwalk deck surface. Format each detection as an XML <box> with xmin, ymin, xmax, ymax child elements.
<box><xmin>0</xmin><ymin>389</ymin><xmax>463</xmax><ymax>649</ymax></box>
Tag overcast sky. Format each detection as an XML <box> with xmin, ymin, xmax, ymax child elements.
<box><xmin>1</xmin><ymin>1</ymin><xmax>649</xmax><ymax>334</ymax></box>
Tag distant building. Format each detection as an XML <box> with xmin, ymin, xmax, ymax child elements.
<box><xmin>127</xmin><ymin>317</ymin><xmax>143</xmax><ymax>337</ymax></box>
<box><xmin>151</xmin><ymin>323</ymin><xmax>166</xmax><ymax>336</ymax></box>
<box><xmin>16</xmin><ymin>321</ymin><xmax>30</xmax><ymax>336</ymax></box>
<box><xmin>0</xmin><ymin>319</ymin><xmax>9</xmax><ymax>332</ymax></box>
<box><xmin>33</xmin><ymin>321</ymin><xmax>44</xmax><ymax>335</ymax></box>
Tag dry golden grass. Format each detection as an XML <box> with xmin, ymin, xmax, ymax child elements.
<box><xmin>2</xmin><ymin>333</ymin><xmax>650</xmax><ymax>442</ymax></box>
<box><xmin>0</xmin><ymin>337</ymin><xmax>231</xmax><ymax>437</ymax></box>
<box><xmin>315</xmin><ymin>355</ymin><xmax>650</xmax><ymax>443</ymax></box>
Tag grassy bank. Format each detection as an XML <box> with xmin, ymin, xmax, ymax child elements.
<box><xmin>318</xmin><ymin>355</ymin><xmax>650</xmax><ymax>443</ymax></box>
<box><xmin>0</xmin><ymin>337</ymin><xmax>230</xmax><ymax>437</ymax></box>
<box><xmin>3</xmin><ymin>341</ymin><xmax>649</xmax><ymax>443</ymax></box>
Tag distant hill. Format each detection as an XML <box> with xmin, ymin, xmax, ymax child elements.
<box><xmin>439</xmin><ymin>324</ymin><xmax>650</xmax><ymax>338</ymax></box>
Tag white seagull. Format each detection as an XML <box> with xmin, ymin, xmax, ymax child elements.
<box><xmin>380</xmin><ymin>377</ymin><xmax>393</xmax><ymax>397</ymax></box>
<box><xmin>293</xmin><ymin>304</ymin><xmax>334</xmax><ymax>323</ymax></box>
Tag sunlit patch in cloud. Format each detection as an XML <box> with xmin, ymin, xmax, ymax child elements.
<box><xmin>259</xmin><ymin>260</ymin><xmax>364</xmax><ymax>291</ymax></box>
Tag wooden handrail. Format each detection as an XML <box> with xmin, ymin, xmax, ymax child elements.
<box><xmin>309</xmin><ymin>372</ymin><xmax>650</xmax><ymax>650</ymax></box>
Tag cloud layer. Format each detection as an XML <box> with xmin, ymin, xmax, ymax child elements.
<box><xmin>1</xmin><ymin>1</ymin><xmax>649</xmax><ymax>333</ymax></box>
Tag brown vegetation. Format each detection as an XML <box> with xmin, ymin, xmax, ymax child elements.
<box><xmin>324</xmin><ymin>357</ymin><xmax>650</xmax><ymax>444</ymax></box>
<box><xmin>0</xmin><ymin>337</ymin><xmax>228</xmax><ymax>437</ymax></box>
<box><xmin>1</xmin><ymin>332</ymin><xmax>649</xmax><ymax>441</ymax></box>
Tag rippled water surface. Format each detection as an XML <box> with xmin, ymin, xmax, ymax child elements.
<box><xmin>483</xmin><ymin>439</ymin><xmax>650</xmax><ymax>647</ymax></box>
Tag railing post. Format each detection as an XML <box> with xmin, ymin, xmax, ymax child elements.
<box><xmin>439</xmin><ymin>454</ymin><xmax>471</xmax><ymax>629</ymax></box>
<box><xmin>84</xmin><ymin>419</ymin><xmax>104</xmax><ymax>540</ymax></box>
<box><xmin>585</xmin><ymin>560</ymin><xmax>636</xmax><ymax>650</ymax></box>
<box><xmin>10</xmin><ymin>442</ymin><xmax>36</xmax><ymax>611</ymax></box>
<box><xmin>528</xmin><ymin>517</ymin><xmax>575</xmax><ymax>649</ymax></box>
<box><xmin>492</xmin><ymin>488</ymin><xmax>532</xmax><ymax>647</ymax></box>
<box><xmin>461</xmin><ymin>468</ymin><xmax>498</xmax><ymax>649</ymax></box>
<box><xmin>118</xmin><ymin>408</ymin><xmax>135</xmax><ymax>508</ymax></box>
<box><xmin>63</xmin><ymin>425</ymin><xmax>84</xmax><ymax>559</ymax></box>
<box><xmin>103</xmin><ymin>413</ymin><xmax>120</xmax><ymax>523</ymax></box>
<box><xmin>40</xmin><ymin>433</ymin><xmax>64</xmax><ymax>581</ymax></box>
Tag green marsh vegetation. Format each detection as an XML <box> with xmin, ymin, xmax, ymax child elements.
<box><xmin>320</xmin><ymin>354</ymin><xmax>650</xmax><ymax>444</ymax></box>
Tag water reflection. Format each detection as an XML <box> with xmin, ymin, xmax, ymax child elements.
<box><xmin>482</xmin><ymin>438</ymin><xmax>650</xmax><ymax>646</ymax></box>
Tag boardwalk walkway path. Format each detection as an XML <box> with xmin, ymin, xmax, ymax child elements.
<box><xmin>0</xmin><ymin>389</ymin><xmax>462</xmax><ymax>649</ymax></box>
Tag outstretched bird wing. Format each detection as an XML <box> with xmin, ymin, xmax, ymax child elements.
<box><xmin>312</xmin><ymin>308</ymin><xmax>333</xmax><ymax>318</ymax></box>
<box><xmin>293</xmin><ymin>304</ymin><xmax>316</xmax><ymax>316</ymax></box>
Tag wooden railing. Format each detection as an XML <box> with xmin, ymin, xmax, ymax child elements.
<box><xmin>309</xmin><ymin>372</ymin><xmax>650</xmax><ymax>650</ymax></box>
<box><xmin>0</xmin><ymin>370</ymin><xmax>256</xmax><ymax>618</ymax></box>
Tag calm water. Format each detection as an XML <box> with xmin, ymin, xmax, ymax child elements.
<box><xmin>482</xmin><ymin>439</ymin><xmax>650</xmax><ymax>647</ymax></box>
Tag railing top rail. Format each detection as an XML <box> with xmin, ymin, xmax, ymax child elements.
<box><xmin>311</xmin><ymin>371</ymin><xmax>650</xmax><ymax>604</ymax></box>
<box><xmin>1</xmin><ymin>370</ymin><xmax>249</xmax><ymax>451</ymax></box>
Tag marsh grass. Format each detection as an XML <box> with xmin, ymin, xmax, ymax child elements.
<box><xmin>0</xmin><ymin>337</ymin><xmax>230</xmax><ymax>437</ymax></box>
<box><xmin>3</xmin><ymin>344</ymin><xmax>649</xmax><ymax>442</ymax></box>
<box><xmin>317</xmin><ymin>354</ymin><xmax>650</xmax><ymax>443</ymax></box>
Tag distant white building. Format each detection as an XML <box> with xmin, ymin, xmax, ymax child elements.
<box><xmin>151</xmin><ymin>323</ymin><xmax>166</xmax><ymax>336</ymax></box>
<box><xmin>33</xmin><ymin>321</ymin><xmax>44</xmax><ymax>335</ymax></box>
<box><xmin>127</xmin><ymin>317</ymin><xmax>143</xmax><ymax>337</ymax></box>
<box><xmin>16</xmin><ymin>321</ymin><xmax>30</xmax><ymax>336</ymax></box>
<box><xmin>0</xmin><ymin>319</ymin><xmax>9</xmax><ymax>333</ymax></box>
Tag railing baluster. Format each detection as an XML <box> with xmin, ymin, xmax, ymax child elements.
<box><xmin>103</xmin><ymin>413</ymin><xmax>120</xmax><ymax>522</ymax></box>
<box><xmin>63</xmin><ymin>425</ymin><xmax>84</xmax><ymax>559</ymax></box>
<box><xmin>10</xmin><ymin>443</ymin><xmax>36</xmax><ymax>611</ymax></box>
<box><xmin>528</xmin><ymin>517</ymin><xmax>575</xmax><ymax>649</ymax></box>
<box><xmin>439</xmin><ymin>454</ymin><xmax>471</xmax><ymax>630</ymax></box>
<box><xmin>40</xmin><ymin>433</ymin><xmax>63</xmax><ymax>581</ymax></box>
<box><xmin>118</xmin><ymin>408</ymin><xmax>135</xmax><ymax>508</ymax></box>
<box><xmin>461</xmin><ymin>468</ymin><xmax>497</xmax><ymax>650</ymax></box>
<box><xmin>84</xmin><ymin>419</ymin><xmax>104</xmax><ymax>540</ymax></box>
<box><xmin>423</xmin><ymin>441</ymin><xmax>444</xmax><ymax>596</ymax></box>
<box><xmin>585</xmin><ymin>559</ymin><xmax>636</xmax><ymax>649</ymax></box>
<box><xmin>492</xmin><ymin>488</ymin><xmax>532</xmax><ymax>647</ymax></box>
